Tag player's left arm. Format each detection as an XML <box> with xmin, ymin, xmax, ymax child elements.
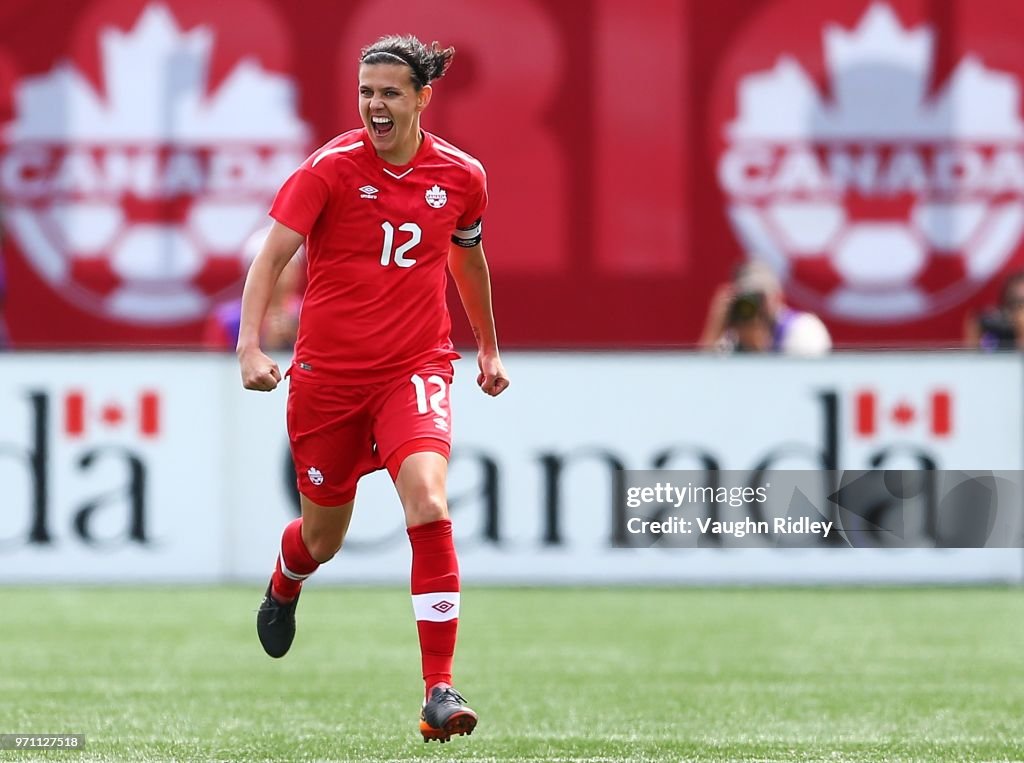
<box><xmin>448</xmin><ymin>241</ymin><xmax>509</xmax><ymax>396</ymax></box>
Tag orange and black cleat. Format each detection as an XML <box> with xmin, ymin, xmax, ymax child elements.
<box><xmin>419</xmin><ymin>686</ymin><xmax>478</xmax><ymax>743</ymax></box>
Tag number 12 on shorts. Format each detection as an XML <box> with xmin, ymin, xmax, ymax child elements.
<box><xmin>411</xmin><ymin>374</ymin><xmax>449</xmax><ymax>432</ymax></box>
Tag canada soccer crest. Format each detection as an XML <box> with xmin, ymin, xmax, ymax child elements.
<box><xmin>0</xmin><ymin>2</ymin><xmax>309</xmax><ymax>325</ymax></box>
<box><xmin>713</xmin><ymin>2</ymin><xmax>1024</xmax><ymax>322</ymax></box>
<box><xmin>425</xmin><ymin>184</ymin><xmax>447</xmax><ymax>209</ymax></box>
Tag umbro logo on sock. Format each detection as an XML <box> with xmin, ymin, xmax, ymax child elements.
<box><xmin>431</xmin><ymin>600</ymin><xmax>454</xmax><ymax>614</ymax></box>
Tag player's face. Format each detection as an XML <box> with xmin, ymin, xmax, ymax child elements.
<box><xmin>358</xmin><ymin>64</ymin><xmax>431</xmax><ymax>163</ymax></box>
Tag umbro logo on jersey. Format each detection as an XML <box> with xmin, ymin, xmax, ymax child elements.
<box><xmin>359</xmin><ymin>185</ymin><xmax>379</xmax><ymax>199</ymax></box>
<box><xmin>425</xmin><ymin>184</ymin><xmax>447</xmax><ymax>208</ymax></box>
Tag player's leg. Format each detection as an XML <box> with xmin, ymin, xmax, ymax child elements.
<box><xmin>391</xmin><ymin>451</ymin><xmax>477</xmax><ymax>742</ymax></box>
<box><xmin>394</xmin><ymin>451</ymin><xmax>459</xmax><ymax>696</ymax></box>
<box><xmin>257</xmin><ymin>377</ymin><xmax>376</xmax><ymax>658</ymax></box>
<box><xmin>373</xmin><ymin>364</ymin><xmax>476</xmax><ymax>742</ymax></box>
<box><xmin>271</xmin><ymin>494</ymin><xmax>356</xmax><ymax>602</ymax></box>
<box><xmin>258</xmin><ymin>495</ymin><xmax>354</xmax><ymax>658</ymax></box>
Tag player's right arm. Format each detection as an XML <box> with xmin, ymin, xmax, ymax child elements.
<box><xmin>236</xmin><ymin>222</ymin><xmax>305</xmax><ymax>391</ymax></box>
<box><xmin>238</xmin><ymin>142</ymin><xmax>333</xmax><ymax>390</ymax></box>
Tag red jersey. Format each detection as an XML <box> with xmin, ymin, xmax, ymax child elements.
<box><xmin>270</xmin><ymin>128</ymin><xmax>487</xmax><ymax>383</ymax></box>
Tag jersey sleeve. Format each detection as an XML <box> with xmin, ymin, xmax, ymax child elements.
<box><xmin>452</xmin><ymin>165</ymin><xmax>488</xmax><ymax>248</ymax></box>
<box><xmin>270</xmin><ymin>168</ymin><xmax>330</xmax><ymax>237</ymax></box>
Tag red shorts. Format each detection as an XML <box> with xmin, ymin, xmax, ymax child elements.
<box><xmin>286</xmin><ymin>361</ymin><xmax>454</xmax><ymax>505</ymax></box>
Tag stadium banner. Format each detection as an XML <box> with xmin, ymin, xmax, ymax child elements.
<box><xmin>5</xmin><ymin>0</ymin><xmax>1024</xmax><ymax>350</ymax></box>
<box><xmin>0</xmin><ymin>354</ymin><xmax>228</xmax><ymax>581</ymax></box>
<box><xmin>4</xmin><ymin>351</ymin><xmax>1020</xmax><ymax>584</ymax></box>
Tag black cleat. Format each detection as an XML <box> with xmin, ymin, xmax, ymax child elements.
<box><xmin>419</xmin><ymin>686</ymin><xmax>478</xmax><ymax>743</ymax></box>
<box><xmin>256</xmin><ymin>583</ymin><xmax>299</xmax><ymax>658</ymax></box>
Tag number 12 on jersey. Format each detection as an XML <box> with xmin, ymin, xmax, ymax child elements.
<box><xmin>380</xmin><ymin>222</ymin><xmax>422</xmax><ymax>267</ymax></box>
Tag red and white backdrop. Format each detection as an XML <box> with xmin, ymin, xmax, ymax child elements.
<box><xmin>2</xmin><ymin>0</ymin><xmax>1024</xmax><ymax>348</ymax></box>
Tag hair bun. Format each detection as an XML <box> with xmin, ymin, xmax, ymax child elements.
<box><xmin>428</xmin><ymin>41</ymin><xmax>456</xmax><ymax>82</ymax></box>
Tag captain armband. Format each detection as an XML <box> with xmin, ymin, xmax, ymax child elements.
<box><xmin>451</xmin><ymin>218</ymin><xmax>483</xmax><ymax>248</ymax></box>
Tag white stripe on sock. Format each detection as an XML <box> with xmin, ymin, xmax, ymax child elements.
<box><xmin>278</xmin><ymin>540</ymin><xmax>312</xmax><ymax>582</ymax></box>
<box><xmin>411</xmin><ymin>592</ymin><xmax>460</xmax><ymax>622</ymax></box>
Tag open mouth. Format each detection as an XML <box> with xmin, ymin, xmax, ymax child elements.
<box><xmin>371</xmin><ymin>115</ymin><xmax>394</xmax><ymax>137</ymax></box>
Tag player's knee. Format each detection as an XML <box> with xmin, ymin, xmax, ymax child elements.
<box><xmin>304</xmin><ymin>533</ymin><xmax>343</xmax><ymax>563</ymax></box>
<box><xmin>405</xmin><ymin>491</ymin><xmax>449</xmax><ymax>526</ymax></box>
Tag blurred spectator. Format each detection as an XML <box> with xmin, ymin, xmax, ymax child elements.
<box><xmin>965</xmin><ymin>270</ymin><xmax>1024</xmax><ymax>351</ymax></box>
<box><xmin>204</xmin><ymin>228</ymin><xmax>303</xmax><ymax>351</ymax></box>
<box><xmin>700</xmin><ymin>262</ymin><xmax>831</xmax><ymax>356</ymax></box>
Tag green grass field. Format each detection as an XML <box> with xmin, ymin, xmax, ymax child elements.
<box><xmin>2</xmin><ymin>587</ymin><xmax>1023</xmax><ymax>762</ymax></box>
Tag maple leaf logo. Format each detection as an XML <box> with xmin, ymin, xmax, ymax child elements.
<box><xmin>728</xmin><ymin>3</ymin><xmax>1024</xmax><ymax>141</ymax></box>
<box><xmin>717</xmin><ymin>3</ymin><xmax>1024</xmax><ymax>322</ymax></box>
<box><xmin>3</xmin><ymin>4</ymin><xmax>307</xmax><ymax>143</ymax></box>
<box><xmin>0</xmin><ymin>4</ymin><xmax>310</xmax><ymax>324</ymax></box>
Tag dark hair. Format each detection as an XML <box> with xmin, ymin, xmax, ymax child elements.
<box><xmin>727</xmin><ymin>291</ymin><xmax>769</xmax><ymax>327</ymax></box>
<box><xmin>360</xmin><ymin>35</ymin><xmax>455</xmax><ymax>90</ymax></box>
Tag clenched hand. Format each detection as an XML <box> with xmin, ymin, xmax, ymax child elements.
<box><xmin>238</xmin><ymin>347</ymin><xmax>282</xmax><ymax>392</ymax></box>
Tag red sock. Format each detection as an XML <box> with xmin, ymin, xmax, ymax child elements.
<box><xmin>408</xmin><ymin>519</ymin><xmax>460</xmax><ymax>696</ymax></box>
<box><xmin>271</xmin><ymin>519</ymin><xmax>319</xmax><ymax>602</ymax></box>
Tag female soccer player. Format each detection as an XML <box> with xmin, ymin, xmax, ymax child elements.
<box><xmin>236</xmin><ymin>34</ymin><xmax>509</xmax><ymax>744</ymax></box>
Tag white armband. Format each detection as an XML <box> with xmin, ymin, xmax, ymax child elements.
<box><xmin>451</xmin><ymin>218</ymin><xmax>483</xmax><ymax>248</ymax></box>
